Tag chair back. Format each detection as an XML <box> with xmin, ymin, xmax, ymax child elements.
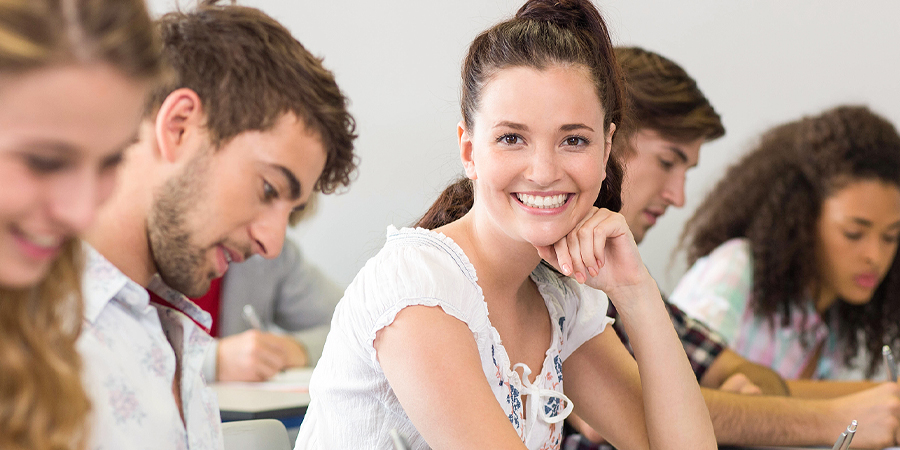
<box><xmin>222</xmin><ymin>419</ymin><xmax>291</xmax><ymax>450</ymax></box>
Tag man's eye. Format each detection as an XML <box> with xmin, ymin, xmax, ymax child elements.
<box><xmin>26</xmin><ymin>155</ymin><xmax>67</xmax><ymax>173</ymax></box>
<box><xmin>263</xmin><ymin>181</ymin><xmax>279</xmax><ymax>201</ymax></box>
<box><xmin>658</xmin><ymin>158</ymin><xmax>675</xmax><ymax>170</ymax></box>
<box><xmin>101</xmin><ymin>152</ymin><xmax>124</xmax><ymax>171</ymax></box>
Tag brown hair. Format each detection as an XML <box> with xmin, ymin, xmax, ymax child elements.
<box><xmin>0</xmin><ymin>1</ymin><xmax>162</xmax><ymax>449</ymax></box>
<box><xmin>149</xmin><ymin>0</ymin><xmax>357</xmax><ymax>194</ymax></box>
<box><xmin>680</xmin><ymin>105</ymin><xmax>900</xmax><ymax>376</ymax></box>
<box><xmin>614</xmin><ymin>46</ymin><xmax>724</xmax><ymax>156</ymax></box>
<box><xmin>417</xmin><ymin>0</ymin><xmax>625</xmax><ymax>229</ymax></box>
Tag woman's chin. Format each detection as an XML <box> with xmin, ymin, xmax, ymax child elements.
<box><xmin>522</xmin><ymin>231</ymin><xmax>567</xmax><ymax>249</ymax></box>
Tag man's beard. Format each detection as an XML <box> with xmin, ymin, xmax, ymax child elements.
<box><xmin>147</xmin><ymin>152</ymin><xmax>215</xmax><ymax>298</ymax></box>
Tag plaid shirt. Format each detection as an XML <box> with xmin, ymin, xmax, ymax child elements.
<box><xmin>562</xmin><ymin>296</ymin><xmax>727</xmax><ymax>449</ymax></box>
<box><xmin>608</xmin><ymin>296</ymin><xmax>727</xmax><ymax>382</ymax></box>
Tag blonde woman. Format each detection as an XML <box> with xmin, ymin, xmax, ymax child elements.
<box><xmin>0</xmin><ymin>1</ymin><xmax>162</xmax><ymax>449</ymax></box>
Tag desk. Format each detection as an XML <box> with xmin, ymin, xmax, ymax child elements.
<box><xmin>722</xmin><ymin>447</ymin><xmax>900</xmax><ymax>449</ymax></box>
<box><xmin>212</xmin><ymin>367</ymin><xmax>313</xmax><ymax>422</ymax></box>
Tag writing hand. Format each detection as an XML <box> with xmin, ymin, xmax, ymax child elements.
<box><xmin>216</xmin><ymin>329</ymin><xmax>308</xmax><ymax>381</ymax></box>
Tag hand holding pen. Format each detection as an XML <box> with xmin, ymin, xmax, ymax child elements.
<box><xmin>831</xmin><ymin>420</ymin><xmax>856</xmax><ymax>450</ymax></box>
<box><xmin>215</xmin><ymin>304</ymin><xmax>308</xmax><ymax>381</ymax></box>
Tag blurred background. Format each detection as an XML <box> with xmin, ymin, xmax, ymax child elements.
<box><xmin>147</xmin><ymin>0</ymin><xmax>900</xmax><ymax>293</ymax></box>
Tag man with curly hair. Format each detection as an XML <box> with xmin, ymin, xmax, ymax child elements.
<box><xmin>77</xmin><ymin>3</ymin><xmax>357</xmax><ymax>448</ymax></box>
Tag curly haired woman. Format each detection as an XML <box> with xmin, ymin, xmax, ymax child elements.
<box><xmin>670</xmin><ymin>106</ymin><xmax>900</xmax><ymax>388</ymax></box>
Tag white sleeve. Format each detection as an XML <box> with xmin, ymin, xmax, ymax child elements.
<box><xmin>559</xmin><ymin>280</ymin><xmax>614</xmax><ymax>362</ymax></box>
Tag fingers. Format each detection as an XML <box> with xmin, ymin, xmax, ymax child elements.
<box><xmin>217</xmin><ymin>330</ymin><xmax>290</xmax><ymax>381</ymax></box>
<box><xmin>271</xmin><ymin>334</ymin><xmax>309</xmax><ymax>368</ymax></box>
<box><xmin>254</xmin><ymin>354</ymin><xmax>282</xmax><ymax>381</ymax></box>
<box><xmin>535</xmin><ymin>245</ymin><xmax>561</xmax><ymax>272</ymax></box>
<box><xmin>555</xmin><ymin>209</ymin><xmax>626</xmax><ymax>283</ymax></box>
<box><xmin>719</xmin><ymin>373</ymin><xmax>758</xmax><ymax>394</ymax></box>
<box><xmin>561</xmin><ymin>233</ymin><xmax>587</xmax><ymax>283</ymax></box>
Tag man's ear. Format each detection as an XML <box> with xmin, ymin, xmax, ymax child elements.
<box><xmin>154</xmin><ymin>88</ymin><xmax>204</xmax><ymax>163</ymax></box>
<box><xmin>459</xmin><ymin>121</ymin><xmax>477</xmax><ymax>180</ymax></box>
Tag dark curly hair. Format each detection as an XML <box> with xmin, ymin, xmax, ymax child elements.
<box><xmin>417</xmin><ymin>0</ymin><xmax>624</xmax><ymax>230</ymax></box>
<box><xmin>680</xmin><ymin>105</ymin><xmax>900</xmax><ymax>376</ymax></box>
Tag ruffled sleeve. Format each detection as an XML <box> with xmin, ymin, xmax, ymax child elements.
<box><xmin>353</xmin><ymin>227</ymin><xmax>491</xmax><ymax>369</ymax></box>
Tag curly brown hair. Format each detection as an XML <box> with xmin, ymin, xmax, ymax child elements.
<box><xmin>680</xmin><ymin>105</ymin><xmax>900</xmax><ymax>376</ymax></box>
<box><xmin>148</xmin><ymin>0</ymin><xmax>357</xmax><ymax>194</ymax></box>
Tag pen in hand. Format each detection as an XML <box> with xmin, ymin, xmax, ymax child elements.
<box><xmin>241</xmin><ymin>304</ymin><xmax>267</xmax><ymax>332</ymax></box>
<box><xmin>831</xmin><ymin>420</ymin><xmax>856</xmax><ymax>450</ymax></box>
<box><xmin>883</xmin><ymin>345</ymin><xmax>898</xmax><ymax>381</ymax></box>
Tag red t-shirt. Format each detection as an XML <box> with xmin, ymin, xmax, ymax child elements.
<box><xmin>147</xmin><ymin>277</ymin><xmax>223</xmax><ymax>337</ymax></box>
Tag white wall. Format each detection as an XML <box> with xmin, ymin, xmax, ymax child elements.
<box><xmin>148</xmin><ymin>0</ymin><xmax>900</xmax><ymax>293</ymax></box>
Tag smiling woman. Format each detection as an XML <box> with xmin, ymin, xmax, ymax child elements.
<box><xmin>671</xmin><ymin>105</ymin><xmax>900</xmax><ymax>381</ymax></box>
<box><xmin>296</xmin><ymin>1</ymin><xmax>716</xmax><ymax>449</ymax></box>
<box><xmin>0</xmin><ymin>1</ymin><xmax>162</xmax><ymax>449</ymax></box>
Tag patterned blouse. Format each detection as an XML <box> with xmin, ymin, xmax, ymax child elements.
<box><xmin>669</xmin><ymin>238</ymin><xmax>876</xmax><ymax>380</ymax></box>
<box><xmin>77</xmin><ymin>245</ymin><xmax>223</xmax><ymax>450</ymax></box>
<box><xmin>296</xmin><ymin>227</ymin><xmax>613</xmax><ymax>450</ymax></box>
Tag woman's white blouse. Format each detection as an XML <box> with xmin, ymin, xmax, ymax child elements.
<box><xmin>295</xmin><ymin>227</ymin><xmax>613</xmax><ymax>450</ymax></box>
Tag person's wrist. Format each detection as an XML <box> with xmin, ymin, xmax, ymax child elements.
<box><xmin>605</xmin><ymin>278</ymin><xmax>660</xmax><ymax>316</ymax></box>
<box><xmin>820</xmin><ymin>398</ymin><xmax>847</xmax><ymax>443</ymax></box>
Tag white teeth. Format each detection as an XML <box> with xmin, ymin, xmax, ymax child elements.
<box><xmin>224</xmin><ymin>250</ymin><xmax>233</xmax><ymax>263</ymax></box>
<box><xmin>23</xmin><ymin>232</ymin><xmax>63</xmax><ymax>249</ymax></box>
<box><xmin>516</xmin><ymin>193</ymin><xmax>568</xmax><ymax>209</ymax></box>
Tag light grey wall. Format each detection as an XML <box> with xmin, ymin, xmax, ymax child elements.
<box><xmin>148</xmin><ymin>0</ymin><xmax>900</xmax><ymax>293</ymax></box>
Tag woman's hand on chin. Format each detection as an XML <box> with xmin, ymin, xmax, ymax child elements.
<box><xmin>535</xmin><ymin>207</ymin><xmax>654</xmax><ymax>296</ymax></box>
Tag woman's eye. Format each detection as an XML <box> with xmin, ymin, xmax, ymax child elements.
<box><xmin>497</xmin><ymin>134</ymin><xmax>522</xmax><ymax>145</ymax></box>
<box><xmin>263</xmin><ymin>181</ymin><xmax>279</xmax><ymax>201</ymax></box>
<box><xmin>563</xmin><ymin>136</ymin><xmax>588</xmax><ymax>146</ymax></box>
<box><xmin>883</xmin><ymin>234</ymin><xmax>899</xmax><ymax>244</ymax></box>
<box><xmin>843</xmin><ymin>231</ymin><xmax>863</xmax><ymax>241</ymax></box>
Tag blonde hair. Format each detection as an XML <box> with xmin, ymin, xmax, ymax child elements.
<box><xmin>0</xmin><ymin>241</ymin><xmax>88</xmax><ymax>450</ymax></box>
<box><xmin>0</xmin><ymin>0</ymin><xmax>162</xmax><ymax>449</ymax></box>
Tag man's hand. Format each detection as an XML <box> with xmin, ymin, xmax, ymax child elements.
<box><xmin>718</xmin><ymin>373</ymin><xmax>763</xmax><ymax>395</ymax></box>
<box><xmin>216</xmin><ymin>330</ymin><xmax>309</xmax><ymax>381</ymax></box>
<box><xmin>826</xmin><ymin>382</ymin><xmax>900</xmax><ymax>449</ymax></box>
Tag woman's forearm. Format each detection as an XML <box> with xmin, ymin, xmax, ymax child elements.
<box><xmin>614</xmin><ymin>284</ymin><xmax>717</xmax><ymax>449</ymax></box>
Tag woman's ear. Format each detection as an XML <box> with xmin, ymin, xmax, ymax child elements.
<box><xmin>459</xmin><ymin>121</ymin><xmax>477</xmax><ymax>180</ymax></box>
<box><xmin>597</xmin><ymin>122</ymin><xmax>616</xmax><ymax>185</ymax></box>
<box><xmin>154</xmin><ymin>88</ymin><xmax>204</xmax><ymax>164</ymax></box>
<box><xmin>603</xmin><ymin>122</ymin><xmax>616</xmax><ymax>168</ymax></box>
